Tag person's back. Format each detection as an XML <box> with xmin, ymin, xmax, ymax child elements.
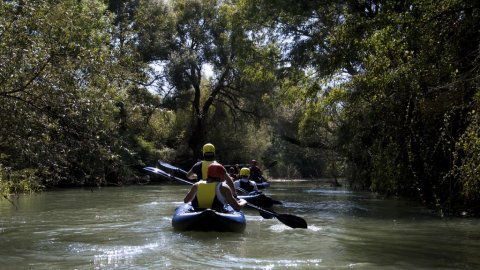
<box><xmin>184</xmin><ymin>162</ymin><xmax>247</xmax><ymax>212</ymax></box>
<box><xmin>234</xmin><ymin>167</ymin><xmax>258</xmax><ymax>193</ymax></box>
<box><xmin>249</xmin><ymin>160</ymin><xmax>264</xmax><ymax>183</ymax></box>
<box><xmin>186</xmin><ymin>143</ymin><xmax>237</xmax><ymax>196</ymax></box>
<box><xmin>192</xmin><ymin>180</ymin><xmax>224</xmax><ymax>211</ymax></box>
<box><xmin>187</xmin><ymin>143</ymin><xmax>215</xmax><ymax>181</ymax></box>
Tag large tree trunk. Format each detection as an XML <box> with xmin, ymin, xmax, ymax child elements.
<box><xmin>188</xmin><ymin>114</ymin><xmax>205</xmax><ymax>159</ymax></box>
<box><xmin>187</xmin><ymin>67</ymin><xmax>231</xmax><ymax>159</ymax></box>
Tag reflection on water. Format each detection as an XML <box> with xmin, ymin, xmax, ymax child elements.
<box><xmin>1</xmin><ymin>182</ymin><xmax>480</xmax><ymax>269</ymax></box>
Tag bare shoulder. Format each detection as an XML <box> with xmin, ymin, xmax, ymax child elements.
<box><xmin>220</xmin><ymin>182</ymin><xmax>229</xmax><ymax>189</ymax></box>
<box><xmin>220</xmin><ymin>182</ymin><xmax>232</xmax><ymax>192</ymax></box>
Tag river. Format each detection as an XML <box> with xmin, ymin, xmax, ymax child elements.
<box><xmin>1</xmin><ymin>180</ymin><xmax>479</xmax><ymax>269</ymax></box>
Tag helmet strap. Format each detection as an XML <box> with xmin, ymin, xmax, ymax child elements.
<box><xmin>203</xmin><ymin>152</ymin><xmax>215</xmax><ymax>161</ymax></box>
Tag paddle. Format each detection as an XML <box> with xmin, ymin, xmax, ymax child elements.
<box><xmin>266</xmin><ymin>160</ymin><xmax>278</xmax><ymax>169</ymax></box>
<box><xmin>158</xmin><ymin>160</ymin><xmax>189</xmax><ymax>175</ymax></box>
<box><xmin>236</xmin><ymin>187</ymin><xmax>282</xmax><ymax>205</ymax></box>
<box><xmin>145</xmin><ymin>166</ymin><xmax>307</xmax><ymax>229</ymax></box>
<box><xmin>236</xmin><ymin>186</ymin><xmax>284</xmax><ymax>219</ymax></box>
<box><xmin>245</xmin><ymin>202</ymin><xmax>308</xmax><ymax>229</ymax></box>
<box><xmin>143</xmin><ymin>167</ymin><xmax>194</xmax><ymax>185</ymax></box>
<box><xmin>236</xmin><ymin>187</ymin><xmax>274</xmax><ymax>219</ymax></box>
<box><xmin>158</xmin><ymin>160</ymin><xmax>277</xmax><ymax>200</ymax></box>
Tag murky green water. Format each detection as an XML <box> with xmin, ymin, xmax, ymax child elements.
<box><xmin>1</xmin><ymin>181</ymin><xmax>479</xmax><ymax>269</ymax></box>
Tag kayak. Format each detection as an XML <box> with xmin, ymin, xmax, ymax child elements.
<box><xmin>256</xmin><ymin>182</ymin><xmax>270</xmax><ymax>189</ymax></box>
<box><xmin>151</xmin><ymin>162</ymin><xmax>271</xmax><ymax>188</ymax></box>
<box><xmin>172</xmin><ymin>203</ymin><xmax>246</xmax><ymax>233</ymax></box>
<box><xmin>238</xmin><ymin>192</ymin><xmax>281</xmax><ymax>208</ymax></box>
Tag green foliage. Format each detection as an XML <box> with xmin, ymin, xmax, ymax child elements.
<box><xmin>337</xmin><ymin>0</ymin><xmax>480</xmax><ymax>213</ymax></box>
<box><xmin>456</xmin><ymin>112</ymin><xmax>480</xmax><ymax>198</ymax></box>
<box><xmin>0</xmin><ymin>0</ymin><xmax>155</xmax><ymax>191</ymax></box>
<box><xmin>449</xmin><ymin>92</ymin><xmax>480</xmax><ymax>212</ymax></box>
<box><xmin>3</xmin><ymin>0</ymin><xmax>479</xmax><ymax>218</ymax></box>
<box><xmin>131</xmin><ymin>0</ymin><xmax>280</xmax><ymax>161</ymax></box>
<box><xmin>239</xmin><ymin>0</ymin><xmax>480</xmax><ymax>215</ymax></box>
<box><xmin>0</xmin><ymin>166</ymin><xmax>44</xmax><ymax>195</ymax></box>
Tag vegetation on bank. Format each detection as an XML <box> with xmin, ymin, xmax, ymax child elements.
<box><xmin>1</xmin><ymin>0</ymin><xmax>479</xmax><ymax>216</ymax></box>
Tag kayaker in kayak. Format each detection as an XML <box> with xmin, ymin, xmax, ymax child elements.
<box><xmin>186</xmin><ymin>143</ymin><xmax>237</xmax><ymax>196</ymax></box>
<box><xmin>249</xmin><ymin>160</ymin><xmax>267</xmax><ymax>183</ymax></box>
<box><xmin>184</xmin><ymin>162</ymin><xmax>247</xmax><ymax>211</ymax></box>
<box><xmin>228</xmin><ymin>166</ymin><xmax>238</xmax><ymax>180</ymax></box>
<box><xmin>234</xmin><ymin>167</ymin><xmax>259</xmax><ymax>194</ymax></box>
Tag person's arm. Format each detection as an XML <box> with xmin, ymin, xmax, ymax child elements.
<box><xmin>221</xmin><ymin>184</ymin><xmax>246</xmax><ymax>211</ymax></box>
<box><xmin>224</xmin><ymin>172</ymin><xmax>237</xmax><ymax>197</ymax></box>
<box><xmin>257</xmin><ymin>167</ymin><xmax>266</xmax><ymax>180</ymax></box>
<box><xmin>186</xmin><ymin>163</ymin><xmax>199</xmax><ymax>180</ymax></box>
<box><xmin>186</xmin><ymin>168</ymin><xmax>197</xmax><ymax>180</ymax></box>
<box><xmin>251</xmin><ymin>181</ymin><xmax>259</xmax><ymax>192</ymax></box>
<box><xmin>183</xmin><ymin>184</ymin><xmax>198</xmax><ymax>203</ymax></box>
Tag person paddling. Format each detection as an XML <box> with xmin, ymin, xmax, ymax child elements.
<box><xmin>186</xmin><ymin>143</ymin><xmax>237</xmax><ymax>196</ymax></box>
<box><xmin>234</xmin><ymin>167</ymin><xmax>259</xmax><ymax>194</ymax></box>
<box><xmin>184</xmin><ymin>162</ymin><xmax>247</xmax><ymax>211</ymax></box>
<box><xmin>249</xmin><ymin>160</ymin><xmax>267</xmax><ymax>183</ymax></box>
<box><xmin>228</xmin><ymin>166</ymin><xmax>238</xmax><ymax>180</ymax></box>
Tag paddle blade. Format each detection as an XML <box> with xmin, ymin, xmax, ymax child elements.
<box><xmin>259</xmin><ymin>210</ymin><xmax>275</xmax><ymax>219</ymax></box>
<box><xmin>267</xmin><ymin>160</ymin><xmax>278</xmax><ymax>169</ymax></box>
<box><xmin>246</xmin><ymin>202</ymin><xmax>275</xmax><ymax>219</ymax></box>
<box><xmin>158</xmin><ymin>160</ymin><xmax>178</xmax><ymax>170</ymax></box>
<box><xmin>158</xmin><ymin>160</ymin><xmax>185</xmax><ymax>172</ymax></box>
<box><xmin>272</xmin><ymin>199</ymin><xmax>283</xmax><ymax>205</ymax></box>
<box><xmin>277</xmin><ymin>214</ymin><xmax>308</xmax><ymax>229</ymax></box>
<box><xmin>246</xmin><ymin>202</ymin><xmax>307</xmax><ymax>228</ymax></box>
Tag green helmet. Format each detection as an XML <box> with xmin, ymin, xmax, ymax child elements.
<box><xmin>239</xmin><ymin>167</ymin><xmax>250</xmax><ymax>177</ymax></box>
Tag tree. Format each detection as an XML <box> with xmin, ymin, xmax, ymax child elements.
<box><xmin>134</xmin><ymin>0</ymin><xmax>278</xmax><ymax>159</ymax></box>
<box><xmin>239</xmin><ymin>0</ymin><xmax>480</xmax><ymax>214</ymax></box>
<box><xmin>0</xmin><ymin>0</ymin><xmax>149</xmax><ymax>191</ymax></box>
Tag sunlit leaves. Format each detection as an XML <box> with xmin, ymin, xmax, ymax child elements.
<box><xmin>453</xmin><ymin>94</ymin><xmax>480</xmax><ymax>202</ymax></box>
<box><xmin>0</xmin><ymin>0</ymin><xmax>144</xmax><ymax>192</ymax></box>
<box><xmin>240</xmin><ymin>0</ymin><xmax>480</xmax><ymax>213</ymax></box>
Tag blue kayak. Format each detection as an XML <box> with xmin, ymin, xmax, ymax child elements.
<box><xmin>238</xmin><ymin>192</ymin><xmax>281</xmax><ymax>208</ymax></box>
<box><xmin>172</xmin><ymin>203</ymin><xmax>246</xmax><ymax>233</ymax></box>
<box><xmin>256</xmin><ymin>182</ymin><xmax>270</xmax><ymax>189</ymax></box>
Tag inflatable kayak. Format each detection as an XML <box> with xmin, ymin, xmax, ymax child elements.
<box><xmin>238</xmin><ymin>192</ymin><xmax>281</xmax><ymax>208</ymax></box>
<box><xmin>256</xmin><ymin>182</ymin><xmax>270</xmax><ymax>189</ymax></box>
<box><xmin>172</xmin><ymin>203</ymin><xmax>246</xmax><ymax>233</ymax></box>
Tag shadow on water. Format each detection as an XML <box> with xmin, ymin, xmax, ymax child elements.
<box><xmin>1</xmin><ymin>182</ymin><xmax>480</xmax><ymax>269</ymax></box>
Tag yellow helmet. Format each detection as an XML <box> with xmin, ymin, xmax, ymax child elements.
<box><xmin>239</xmin><ymin>167</ymin><xmax>250</xmax><ymax>177</ymax></box>
<box><xmin>202</xmin><ymin>143</ymin><xmax>215</xmax><ymax>154</ymax></box>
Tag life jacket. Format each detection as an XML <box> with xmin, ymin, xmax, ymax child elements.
<box><xmin>191</xmin><ymin>160</ymin><xmax>214</xmax><ymax>180</ymax></box>
<box><xmin>201</xmin><ymin>160</ymin><xmax>213</xmax><ymax>180</ymax></box>
<box><xmin>192</xmin><ymin>181</ymin><xmax>224</xmax><ymax>210</ymax></box>
<box><xmin>249</xmin><ymin>165</ymin><xmax>262</xmax><ymax>182</ymax></box>
<box><xmin>239</xmin><ymin>179</ymin><xmax>255</xmax><ymax>192</ymax></box>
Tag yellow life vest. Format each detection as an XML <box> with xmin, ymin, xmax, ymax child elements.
<box><xmin>201</xmin><ymin>160</ymin><xmax>213</xmax><ymax>180</ymax></box>
<box><xmin>196</xmin><ymin>181</ymin><xmax>218</xmax><ymax>209</ymax></box>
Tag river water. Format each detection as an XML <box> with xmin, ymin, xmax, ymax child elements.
<box><xmin>1</xmin><ymin>180</ymin><xmax>479</xmax><ymax>269</ymax></box>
